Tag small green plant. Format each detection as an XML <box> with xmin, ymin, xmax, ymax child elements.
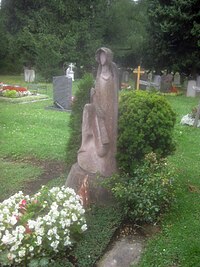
<box><xmin>117</xmin><ymin>90</ymin><xmax>176</xmax><ymax>173</ymax></box>
<box><xmin>103</xmin><ymin>153</ymin><xmax>176</xmax><ymax>223</ymax></box>
<box><xmin>3</xmin><ymin>89</ymin><xmax>17</xmax><ymax>98</ymax></box>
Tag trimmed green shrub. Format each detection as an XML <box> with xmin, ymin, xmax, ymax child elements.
<box><xmin>102</xmin><ymin>153</ymin><xmax>176</xmax><ymax>223</ymax></box>
<box><xmin>117</xmin><ymin>90</ymin><xmax>176</xmax><ymax>173</ymax></box>
<box><xmin>66</xmin><ymin>73</ymin><xmax>94</xmax><ymax>165</ymax></box>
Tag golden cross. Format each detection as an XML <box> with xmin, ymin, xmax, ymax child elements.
<box><xmin>133</xmin><ymin>66</ymin><xmax>145</xmax><ymax>90</ymax></box>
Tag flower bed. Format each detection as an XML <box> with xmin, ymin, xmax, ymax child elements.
<box><xmin>0</xmin><ymin>82</ymin><xmax>32</xmax><ymax>98</ymax></box>
<box><xmin>0</xmin><ymin>186</ymin><xmax>87</xmax><ymax>266</ymax></box>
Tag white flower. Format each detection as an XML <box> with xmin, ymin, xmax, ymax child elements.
<box><xmin>81</xmin><ymin>224</ymin><xmax>87</xmax><ymax>232</ymax></box>
<box><xmin>18</xmin><ymin>248</ymin><xmax>26</xmax><ymax>258</ymax></box>
<box><xmin>8</xmin><ymin>215</ymin><xmax>18</xmax><ymax>226</ymax></box>
<box><xmin>2</xmin><ymin>230</ymin><xmax>14</xmax><ymax>245</ymax></box>
<box><xmin>29</xmin><ymin>246</ymin><xmax>34</xmax><ymax>252</ymax></box>
<box><xmin>7</xmin><ymin>252</ymin><xmax>16</xmax><ymax>261</ymax></box>
<box><xmin>17</xmin><ymin>225</ymin><xmax>26</xmax><ymax>234</ymax></box>
<box><xmin>72</xmin><ymin>214</ymin><xmax>78</xmax><ymax>222</ymax></box>
<box><xmin>36</xmin><ymin>236</ymin><xmax>42</xmax><ymax>246</ymax></box>
<box><xmin>50</xmin><ymin>240</ymin><xmax>59</xmax><ymax>251</ymax></box>
<box><xmin>28</xmin><ymin>219</ymin><xmax>36</xmax><ymax>229</ymax></box>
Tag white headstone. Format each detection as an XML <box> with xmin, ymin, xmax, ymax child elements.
<box><xmin>187</xmin><ymin>80</ymin><xmax>197</xmax><ymax>97</ymax></box>
<box><xmin>24</xmin><ymin>67</ymin><xmax>35</xmax><ymax>82</ymax></box>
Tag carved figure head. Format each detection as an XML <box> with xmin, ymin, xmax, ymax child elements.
<box><xmin>95</xmin><ymin>47</ymin><xmax>113</xmax><ymax>66</ymax></box>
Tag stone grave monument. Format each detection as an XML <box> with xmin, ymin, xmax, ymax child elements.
<box><xmin>173</xmin><ymin>72</ymin><xmax>181</xmax><ymax>86</ymax></box>
<box><xmin>24</xmin><ymin>67</ymin><xmax>35</xmax><ymax>82</ymax></box>
<box><xmin>53</xmin><ymin>75</ymin><xmax>72</xmax><ymax>110</ymax></box>
<box><xmin>152</xmin><ymin>75</ymin><xmax>161</xmax><ymax>90</ymax></box>
<box><xmin>161</xmin><ymin>73</ymin><xmax>173</xmax><ymax>92</ymax></box>
<box><xmin>65</xmin><ymin>47</ymin><xmax>119</xmax><ymax>204</ymax></box>
<box><xmin>187</xmin><ymin>80</ymin><xmax>197</xmax><ymax>97</ymax></box>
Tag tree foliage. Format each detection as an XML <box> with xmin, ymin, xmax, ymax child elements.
<box><xmin>1</xmin><ymin>0</ymin><xmax>199</xmax><ymax>76</ymax></box>
<box><xmin>145</xmin><ymin>0</ymin><xmax>200</xmax><ymax>75</ymax></box>
<box><xmin>0</xmin><ymin>0</ymin><xmax>148</xmax><ymax>77</ymax></box>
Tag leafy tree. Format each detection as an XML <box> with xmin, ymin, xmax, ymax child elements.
<box><xmin>1</xmin><ymin>0</ymin><xmax>110</xmax><ymax>77</ymax></box>
<box><xmin>104</xmin><ymin>0</ymin><xmax>148</xmax><ymax>67</ymax></box>
<box><xmin>145</xmin><ymin>0</ymin><xmax>200</xmax><ymax>75</ymax></box>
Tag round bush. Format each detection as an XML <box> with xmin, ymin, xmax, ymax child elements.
<box><xmin>117</xmin><ymin>90</ymin><xmax>176</xmax><ymax>173</ymax></box>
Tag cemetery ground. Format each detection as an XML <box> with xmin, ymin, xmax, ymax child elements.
<box><xmin>0</xmin><ymin>75</ymin><xmax>200</xmax><ymax>267</ymax></box>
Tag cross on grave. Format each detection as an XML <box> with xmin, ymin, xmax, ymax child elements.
<box><xmin>69</xmin><ymin>63</ymin><xmax>74</xmax><ymax>71</ymax></box>
<box><xmin>133</xmin><ymin>66</ymin><xmax>145</xmax><ymax>90</ymax></box>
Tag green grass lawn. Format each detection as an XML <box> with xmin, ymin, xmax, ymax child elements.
<box><xmin>0</xmin><ymin>158</ymin><xmax>43</xmax><ymax>202</ymax></box>
<box><xmin>1</xmin><ymin>75</ymin><xmax>200</xmax><ymax>267</ymax></box>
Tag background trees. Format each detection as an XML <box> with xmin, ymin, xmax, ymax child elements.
<box><xmin>0</xmin><ymin>0</ymin><xmax>199</xmax><ymax>79</ymax></box>
<box><xmin>145</xmin><ymin>0</ymin><xmax>200</xmax><ymax>76</ymax></box>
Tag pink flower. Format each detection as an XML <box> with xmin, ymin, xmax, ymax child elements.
<box><xmin>21</xmin><ymin>199</ymin><xmax>27</xmax><ymax>206</ymax></box>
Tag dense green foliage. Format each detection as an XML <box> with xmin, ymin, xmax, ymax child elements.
<box><xmin>117</xmin><ymin>90</ymin><xmax>176</xmax><ymax>173</ymax></box>
<box><xmin>103</xmin><ymin>153</ymin><xmax>176</xmax><ymax>223</ymax></box>
<box><xmin>0</xmin><ymin>0</ymin><xmax>147</xmax><ymax>78</ymax></box>
<box><xmin>145</xmin><ymin>0</ymin><xmax>200</xmax><ymax>75</ymax></box>
<box><xmin>66</xmin><ymin>74</ymin><xmax>94</xmax><ymax>165</ymax></box>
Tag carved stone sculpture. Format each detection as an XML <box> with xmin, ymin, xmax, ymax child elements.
<box><xmin>66</xmin><ymin>47</ymin><xmax>119</xmax><ymax>203</ymax></box>
<box><xmin>78</xmin><ymin>47</ymin><xmax>119</xmax><ymax>177</ymax></box>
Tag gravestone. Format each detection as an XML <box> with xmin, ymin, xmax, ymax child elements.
<box><xmin>161</xmin><ymin>73</ymin><xmax>173</xmax><ymax>92</ymax></box>
<box><xmin>147</xmin><ymin>71</ymin><xmax>153</xmax><ymax>82</ymax></box>
<box><xmin>186</xmin><ymin>80</ymin><xmax>196</xmax><ymax>97</ymax></box>
<box><xmin>196</xmin><ymin>75</ymin><xmax>200</xmax><ymax>87</ymax></box>
<box><xmin>152</xmin><ymin>75</ymin><xmax>161</xmax><ymax>90</ymax></box>
<box><xmin>122</xmin><ymin>70</ymin><xmax>129</xmax><ymax>83</ymax></box>
<box><xmin>24</xmin><ymin>67</ymin><xmax>35</xmax><ymax>82</ymax></box>
<box><xmin>53</xmin><ymin>76</ymin><xmax>72</xmax><ymax>110</ymax></box>
<box><xmin>173</xmin><ymin>72</ymin><xmax>181</xmax><ymax>86</ymax></box>
<box><xmin>140</xmin><ymin>72</ymin><xmax>148</xmax><ymax>90</ymax></box>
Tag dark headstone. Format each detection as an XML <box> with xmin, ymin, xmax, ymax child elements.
<box><xmin>160</xmin><ymin>73</ymin><xmax>173</xmax><ymax>92</ymax></box>
<box><xmin>53</xmin><ymin>76</ymin><xmax>72</xmax><ymax>110</ymax></box>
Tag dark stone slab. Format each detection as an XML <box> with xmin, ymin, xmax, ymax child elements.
<box><xmin>53</xmin><ymin>76</ymin><xmax>72</xmax><ymax>110</ymax></box>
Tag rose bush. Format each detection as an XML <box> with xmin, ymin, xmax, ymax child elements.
<box><xmin>0</xmin><ymin>186</ymin><xmax>87</xmax><ymax>266</ymax></box>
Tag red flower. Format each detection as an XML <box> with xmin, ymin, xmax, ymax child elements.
<box><xmin>21</xmin><ymin>199</ymin><xmax>27</xmax><ymax>206</ymax></box>
<box><xmin>3</xmin><ymin>85</ymin><xmax>27</xmax><ymax>92</ymax></box>
<box><xmin>19</xmin><ymin>199</ymin><xmax>27</xmax><ymax>213</ymax></box>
